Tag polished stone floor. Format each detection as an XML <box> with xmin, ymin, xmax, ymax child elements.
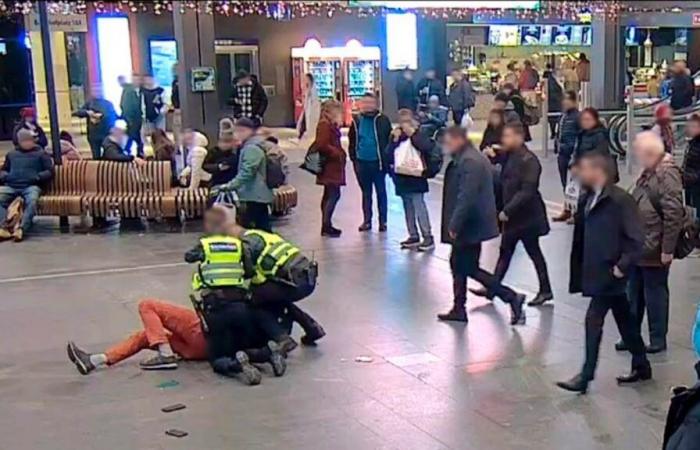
<box><xmin>0</xmin><ymin>147</ymin><xmax>698</xmax><ymax>450</ymax></box>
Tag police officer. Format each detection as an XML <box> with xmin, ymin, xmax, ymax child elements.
<box><xmin>185</xmin><ymin>208</ymin><xmax>288</xmax><ymax>385</ymax></box>
<box><xmin>227</xmin><ymin>223</ymin><xmax>326</xmax><ymax>346</ymax></box>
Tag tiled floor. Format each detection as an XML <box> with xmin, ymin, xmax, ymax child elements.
<box><xmin>0</xmin><ymin>143</ymin><xmax>697</xmax><ymax>449</ymax></box>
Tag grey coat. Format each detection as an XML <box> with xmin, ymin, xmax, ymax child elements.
<box><xmin>632</xmin><ymin>162</ymin><xmax>685</xmax><ymax>266</ymax></box>
<box><xmin>441</xmin><ymin>144</ymin><xmax>499</xmax><ymax>246</ymax></box>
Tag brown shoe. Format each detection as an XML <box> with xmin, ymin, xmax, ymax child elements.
<box><xmin>0</xmin><ymin>229</ymin><xmax>11</xmax><ymax>241</ymax></box>
<box><xmin>12</xmin><ymin>229</ymin><xmax>23</xmax><ymax>242</ymax></box>
<box><xmin>552</xmin><ymin>209</ymin><xmax>571</xmax><ymax>222</ymax></box>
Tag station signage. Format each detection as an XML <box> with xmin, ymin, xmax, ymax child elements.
<box><xmin>26</xmin><ymin>13</ymin><xmax>88</xmax><ymax>33</ymax></box>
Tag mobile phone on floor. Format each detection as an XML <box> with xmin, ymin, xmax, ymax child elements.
<box><xmin>161</xmin><ymin>404</ymin><xmax>186</xmax><ymax>413</ymax></box>
<box><xmin>165</xmin><ymin>429</ymin><xmax>188</xmax><ymax>438</ymax></box>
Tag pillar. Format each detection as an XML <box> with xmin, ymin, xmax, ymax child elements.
<box><xmin>590</xmin><ymin>16</ymin><xmax>626</xmax><ymax>110</ymax></box>
<box><xmin>29</xmin><ymin>30</ymin><xmax>72</xmax><ymax>130</ymax></box>
<box><xmin>173</xmin><ymin>2</ymin><xmax>218</xmax><ymax>139</ymax></box>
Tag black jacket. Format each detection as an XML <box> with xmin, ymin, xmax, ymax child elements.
<box><xmin>73</xmin><ymin>98</ymin><xmax>118</xmax><ymax>140</ymax></box>
<box><xmin>574</xmin><ymin>125</ymin><xmax>609</xmax><ymax>160</ymax></box>
<box><xmin>441</xmin><ymin>144</ymin><xmax>499</xmax><ymax>246</ymax></box>
<box><xmin>142</xmin><ymin>86</ymin><xmax>165</xmax><ymax>122</ymax></box>
<box><xmin>447</xmin><ymin>79</ymin><xmax>475</xmax><ymax>112</ymax></box>
<box><xmin>556</xmin><ymin>108</ymin><xmax>580</xmax><ymax>159</ymax></box>
<box><xmin>663</xmin><ymin>363</ymin><xmax>700</xmax><ymax>450</ymax></box>
<box><xmin>12</xmin><ymin>122</ymin><xmax>48</xmax><ymax>149</ymax></box>
<box><xmin>683</xmin><ymin>136</ymin><xmax>700</xmax><ymax>190</ymax></box>
<box><xmin>416</xmin><ymin>78</ymin><xmax>445</xmax><ymax>105</ymax></box>
<box><xmin>101</xmin><ymin>137</ymin><xmax>134</xmax><ymax>162</ymax></box>
<box><xmin>203</xmin><ymin>146</ymin><xmax>240</xmax><ymax>187</ymax></box>
<box><xmin>569</xmin><ymin>184</ymin><xmax>644</xmax><ymax>296</ymax></box>
<box><xmin>508</xmin><ymin>92</ymin><xmax>531</xmax><ymax>142</ymax></box>
<box><xmin>0</xmin><ymin>145</ymin><xmax>54</xmax><ymax>189</ymax></box>
<box><xmin>348</xmin><ymin>111</ymin><xmax>393</xmax><ymax>171</ymax></box>
<box><xmin>670</xmin><ymin>73</ymin><xmax>695</xmax><ymax>110</ymax></box>
<box><xmin>385</xmin><ymin>130</ymin><xmax>434</xmax><ymax>195</ymax></box>
<box><xmin>171</xmin><ymin>77</ymin><xmax>180</xmax><ymax>109</ymax></box>
<box><xmin>479</xmin><ymin>124</ymin><xmax>503</xmax><ymax>151</ymax></box>
<box><xmin>497</xmin><ymin>146</ymin><xmax>550</xmax><ymax>238</ymax></box>
<box><xmin>395</xmin><ymin>77</ymin><xmax>417</xmax><ymax>111</ymax></box>
<box><xmin>546</xmin><ymin>74</ymin><xmax>563</xmax><ymax>112</ymax></box>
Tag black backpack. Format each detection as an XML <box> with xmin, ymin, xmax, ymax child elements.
<box><xmin>642</xmin><ymin>186</ymin><xmax>700</xmax><ymax>259</ymax></box>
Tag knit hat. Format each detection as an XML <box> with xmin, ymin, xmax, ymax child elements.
<box><xmin>16</xmin><ymin>128</ymin><xmax>35</xmax><ymax>143</ymax></box>
<box><xmin>20</xmin><ymin>107</ymin><xmax>36</xmax><ymax>120</ymax></box>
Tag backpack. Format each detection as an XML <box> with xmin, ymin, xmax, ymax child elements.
<box><xmin>424</xmin><ymin>142</ymin><xmax>443</xmax><ymax>178</ymax></box>
<box><xmin>259</xmin><ymin>139</ymin><xmax>287</xmax><ymax>189</ymax></box>
<box><xmin>663</xmin><ymin>383</ymin><xmax>700</xmax><ymax>449</ymax></box>
<box><xmin>643</xmin><ymin>185</ymin><xmax>700</xmax><ymax>259</ymax></box>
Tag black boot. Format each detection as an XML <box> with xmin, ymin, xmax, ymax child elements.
<box><xmin>468</xmin><ymin>287</ymin><xmax>494</xmax><ymax>301</ymax></box>
<box><xmin>509</xmin><ymin>294</ymin><xmax>526</xmax><ymax>326</ymax></box>
<box><xmin>614</xmin><ymin>340</ymin><xmax>628</xmax><ymax>352</ymax></box>
<box><xmin>437</xmin><ymin>305</ymin><xmax>468</xmax><ymax>322</ymax></box>
<box><xmin>616</xmin><ymin>363</ymin><xmax>652</xmax><ymax>384</ymax></box>
<box><xmin>556</xmin><ymin>373</ymin><xmax>589</xmax><ymax>394</ymax></box>
<box><xmin>288</xmin><ymin>304</ymin><xmax>326</xmax><ymax>346</ymax></box>
<box><xmin>528</xmin><ymin>292</ymin><xmax>553</xmax><ymax>306</ymax></box>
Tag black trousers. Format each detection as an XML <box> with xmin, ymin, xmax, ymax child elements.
<box><xmin>125</xmin><ymin>120</ymin><xmax>144</xmax><ymax>157</ymax></box>
<box><xmin>582</xmin><ymin>294</ymin><xmax>648</xmax><ymax>381</ymax></box>
<box><xmin>321</xmin><ymin>185</ymin><xmax>341</xmax><ymax>229</ymax></box>
<box><xmin>452</xmin><ymin>109</ymin><xmax>465</xmax><ymax>126</ymax></box>
<box><xmin>626</xmin><ymin>265</ymin><xmax>670</xmax><ymax>347</ymax></box>
<box><xmin>450</xmin><ymin>243</ymin><xmax>518</xmax><ymax>307</ymax></box>
<box><xmin>251</xmin><ymin>276</ymin><xmax>321</xmax><ymax>335</ymax></box>
<box><xmin>238</xmin><ymin>201</ymin><xmax>271</xmax><ymax>232</ymax></box>
<box><xmin>557</xmin><ymin>153</ymin><xmax>570</xmax><ymax>189</ymax></box>
<box><xmin>494</xmin><ymin>234</ymin><xmax>552</xmax><ymax>295</ymax></box>
<box><xmin>356</xmin><ymin>160</ymin><xmax>387</xmax><ymax>226</ymax></box>
<box><xmin>88</xmin><ymin>135</ymin><xmax>104</xmax><ymax>160</ymax></box>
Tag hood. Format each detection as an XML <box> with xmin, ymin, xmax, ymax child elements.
<box><xmin>191</xmin><ymin>131</ymin><xmax>209</xmax><ymax>149</ymax></box>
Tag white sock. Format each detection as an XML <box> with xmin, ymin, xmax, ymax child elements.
<box><xmin>158</xmin><ymin>343</ymin><xmax>174</xmax><ymax>357</ymax></box>
<box><xmin>90</xmin><ymin>353</ymin><xmax>108</xmax><ymax>367</ymax></box>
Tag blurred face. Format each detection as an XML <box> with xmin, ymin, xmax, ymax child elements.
<box><xmin>443</xmin><ymin>133</ymin><xmax>465</xmax><ymax>155</ymax></box>
<box><xmin>218</xmin><ymin>138</ymin><xmax>236</xmax><ymax>151</ymax></box>
<box><xmin>451</xmin><ymin>70</ymin><xmax>462</xmax><ymax>81</ymax></box>
<box><xmin>562</xmin><ymin>96</ymin><xmax>577</xmax><ymax>111</ymax></box>
<box><xmin>305</xmin><ymin>76</ymin><xmax>313</xmax><ymax>89</ymax></box>
<box><xmin>428</xmin><ymin>97</ymin><xmax>439</xmax><ymax>109</ymax></box>
<box><xmin>238</xmin><ymin>75</ymin><xmax>252</xmax><ymax>85</ymax></box>
<box><xmin>329</xmin><ymin>107</ymin><xmax>343</xmax><ymax>124</ymax></box>
<box><xmin>182</xmin><ymin>130</ymin><xmax>194</xmax><ymax>148</ymax></box>
<box><xmin>233</xmin><ymin>125</ymin><xmax>255</xmax><ymax>143</ymax></box>
<box><xmin>143</xmin><ymin>76</ymin><xmax>154</xmax><ymax>88</ymax></box>
<box><xmin>399</xmin><ymin>118</ymin><xmax>415</xmax><ymax>133</ymax></box>
<box><xmin>686</xmin><ymin>120</ymin><xmax>700</xmax><ymax>138</ymax></box>
<box><xmin>132</xmin><ymin>74</ymin><xmax>142</xmax><ymax>87</ymax></box>
<box><xmin>501</xmin><ymin>127</ymin><xmax>524</xmax><ymax>150</ymax></box>
<box><xmin>580</xmin><ymin>112</ymin><xmax>597</xmax><ymax>130</ymax></box>
<box><xmin>112</xmin><ymin>128</ymin><xmax>127</xmax><ymax>145</ymax></box>
<box><xmin>19</xmin><ymin>137</ymin><xmax>35</xmax><ymax>150</ymax></box>
<box><xmin>673</xmin><ymin>61</ymin><xmax>686</xmax><ymax>75</ymax></box>
<box><xmin>656</xmin><ymin>108</ymin><xmax>672</xmax><ymax>123</ymax></box>
<box><xmin>633</xmin><ymin>136</ymin><xmax>664</xmax><ymax>169</ymax></box>
<box><xmin>577</xmin><ymin>157</ymin><xmax>606</xmax><ymax>188</ymax></box>
<box><xmin>117</xmin><ymin>76</ymin><xmax>126</xmax><ymax>87</ymax></box>
<box><xmin>90</xmin><ymin>85</ymin><xmax>103</xmax><ymax>98</ymax></box>
<box><xmin>487</xmin><ymin>112</ymin><xmax>501</xmax><ymax>126</ymax></box>
<box><xmin>360</xmin><ymin>96</ymin><xmax>377</xmax><ymax>113</ymax></box>
<box><xmin>493</xmin><ymin>99</ymin><xmax>506</xmax><ymax>111</ymax></box>
<box><xmin>204</xmin><ymin>209</ymin><xmax>228</xmax><ymax>234</ymax></box>
<box><xmin>403</xmin><ymin>70</ymin><xmax>413</xmax><ymax>80</ymax></box>
<box><xmin>426</xmin><ymin>70</ymin><xmax>435</xmax><ymax>79</ymax></box>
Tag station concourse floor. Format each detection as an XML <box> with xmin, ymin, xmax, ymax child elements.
<box><xmin>1</xmin><ymin>141</ymin><xmax>699</xmax><ymax>450</ymax></box>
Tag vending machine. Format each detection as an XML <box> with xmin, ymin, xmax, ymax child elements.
<box><xmin>342</xmin><ymin>56</ymin><xmax>381</xmax><ymax>124</ymax></box>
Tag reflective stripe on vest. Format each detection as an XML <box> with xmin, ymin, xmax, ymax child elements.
<box><xmin>245</xmin><ymin>229</ymin><xmax>300</xmax><ymax>284</ymax></box>
<box><xmin>191</xmin><ymin>235</ymin><xmax>246</xmax><ymax>290</ymax></box>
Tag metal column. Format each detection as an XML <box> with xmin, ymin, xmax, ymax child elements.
<box><xmin>37</xmin><ymin>0</ymin><xmax>62</xmax><ymax>165</ymax></box>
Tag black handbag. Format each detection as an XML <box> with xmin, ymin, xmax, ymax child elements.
<box><xmin>300</xmin><ymin>142</ymin><xmax>324</xmax><ymax>175</ymax></box>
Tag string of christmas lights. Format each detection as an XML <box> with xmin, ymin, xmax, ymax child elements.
<box><xmin>0</xmin><ymin>1</ymin><xmax>690</xmax><ymax>21</ymax></box>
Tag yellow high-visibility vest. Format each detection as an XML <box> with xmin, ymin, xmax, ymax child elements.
<box><xmin>245</xmin><ymin>229</ymin><xmax>300</xmax><ymax>284</ymax></box>
<box><xmin>191</xmin><ymin>235</ymin><xmax>246</xmax><ymax>290</ymax></box>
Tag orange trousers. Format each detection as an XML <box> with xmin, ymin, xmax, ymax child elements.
<box><xmin>105</xmin><ymin>298</ymin><xmax>208</xmax><ymax>365</ymax></box>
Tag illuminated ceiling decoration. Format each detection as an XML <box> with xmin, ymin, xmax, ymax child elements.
<box><xmin>0</xmin><ymin>1</ymin><xmax>690</xmax><ymax>21</ymax></box>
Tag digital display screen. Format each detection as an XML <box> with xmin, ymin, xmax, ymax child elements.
<box><xmin>552</xmin><ymin>25</ymin><xmax>573</xmax><ymax>45</ymax></box>
<box><xmin>540</xmin><ymin>25</ymin><xmax>553</xmax><ymax>46</ymax></box>
<box><xmin>520</xmin><ymin>26</ymin><xmax>541</xmax><ymax>46</ymax></box>
<box><xmin>676</xmin><ymin>29</ymin><xmax>688</xmax><ymax>46</ymax></box>
<box><xmin>581</xmin><ymin>26</ymin><xmax>591</xmax><ymax>45</ymax></box>
<box><xmin>149</xmin><ymin>39</ymin><xmax>178</xmax><ymax>103</ymax></box>
<box><xmin>488</xmin><ymin>25</ymin><xmax>519</xmax><ymax>46</ymax></box>
<box><xmin>386</xmin><ymin>13</ymin><xmax>418</xmax><ymax>70</ymax></box>
<box><xmin>96</xmin><ymin>16</ymin><xmax>133</xmax><ymax>113</ymax></box>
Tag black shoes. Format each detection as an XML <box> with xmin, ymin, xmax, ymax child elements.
<box><xmin>509</xmin><ymin>294</ymin><xmax>526</xmax><ymax>326</ymax></box>
<box><xmin>400</xmin><ymin>237</ymin><xmax>421</xmax><ymax>249</ymax></box>
<box><xmin>236</xmin><ymin>351</ymin><xmax>262</xmax><ymax>386</ymax></box>
<box><xmin>616</xmin><ymin>363</ymin><xmax>652</xmax><ymax>384</ymax></box>
<box><xmin>437</xmin><ymin>306</ymin><xmax>468</xmax><ymax>322</ymax></box>
<box><xmin>528</xmin><ymin>292</ymin><xmax>553</xmax><ymax>306</ymax></box>
<box><xmin>139</xmin><ymin>354</ymin><xmax>179</xmax><ymax>370</ymax></box>
<box><xmin>468</xmin><ymin>287</ymin><xmax>494</xmax><ymax>301</ymax></box>
<box><xmin>378</xmin><ymin>223</ymin><xmax>387</xmax><ymax>232</ymax></box>
<box><xmin>301</xmin><ymin>324</ymin><xmax>326</xmax><ymax>346</ymax></box>
<box><xmin>556</xmin><ymin>373</ymin><xmax>590</xmax><ymax>394</ymax></box>
<box><xmin>67</xmin><ymin>341</ymin><xmax>95</xmax><ymax>375</ymax></box>
<box><xmin>417</xmin><ymin>237</ymin><xmax>435</xmax><ymax>252</ymax></box>
<box><xmin>615</xmin><ymin>340</ymin><xmax>628</xmax><ymax>352</ymax></box>
<box><xmin>645</xmin><ymin>343</ymin><xmax>667</xmax><ymax>354</ymax></box>
<box><xmin>358</xmin><ymin>223</ymin><xmax>371</xmax><ymax>232</ymax></box>
<box><xmin>321</xmin><ymin>226</ymin><xmax>342</xmax><ymax>238</ymax></box>
<box><xmin>267</xmin><ymin>341</ymin><xmax>287</xmax><ymax>377</ymax></box>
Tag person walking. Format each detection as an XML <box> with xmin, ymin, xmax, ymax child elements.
<box><xmin>670</xmin><ymin>60</ymin><xmax>695</xmax><ymax>111</ymax></box>
<box><xmin>615</xmin><ymin>132</ymin><xmax>684</xmax><ymax>354</ymax></box>
<box><xmin>73</xmin><ymin>84</ymin><xmax>117</xmax><ymax>159</ymax></box>
<box><xmin>385</xmin><ymin>111</ymin><xmax>435</xmax><ymax>251</ymax></box>
<box><xmin>437</xmin><ymin>126</ymin><xmax>526</xmax><ymax>325</ymax></box>
<box><xmin>544</xmin><ymin>65</ymin><xmax>563</xmax><ymax>139</ymax></box>
<box><xmin>296</xmin><ymin>73</ymin><xmax>321</xmax><ymax>142</ymax></box>
<box><xmin>447</xmin><ymin>69</ymin><xmax>475</xmax><ymax>126</ymax></box>
<box><xmin>552</xmin><ymin>91</ymin><xmax>581</xmax><ymax>223</ymax></box>
<box><xmin>119</xmin><ymin>73</ymin><xmax>144</xmax><ymax>157</ymax></box>
<box><xmin>471</xmin><ymin>123</ymin><xmax>553</xmax><ymax>306</ymax></box>
<box><xmin>141</xmin><ymin>74</ymin><xmax>166</xmax><ymax>146</ymax></box>
<box><xmin>314</xmin><ymin>100</ymin><xmax>346</xmax><ymax>238</ymax></box>
<box><xmin>518</xmin><ymin>60</ymin><xmax>540</xmax><ymax>92</ymax></box>
<box><xmin>479</xmin><ymin>109</ymin><xmax>505</xmax><ymax>151</ymax></box>
<box><xmin>575</xmin><ymin>107</ymin><xmax>610</xmax><ymax>159</ymax></box>
<box><xmin>396</xmin><ymin>69</ymin><xmax>417</xmax><ymax>111</ymax></box>
<box><xmin>416</xmin><ymin>69</ymin><xmax>445</xmax><ymax>106</ymax></box>
<box><xmin>576</xmin><ymin>53</ymin><xmax>591</xmax><ymax>84</ymax></box>
<box><xmin>557</xmin><ymin>150</ymin><xmax>651</xmax><ymax>394</ymax></box>
<box><xmin>348</xmin><ymin>93</ymin><xmax>392</xmax><ymax>232</ymax></box>
<box><xmin>651</xmin><ymin>103</ymin><xmax>675</xmax><ymax>154</ymax></box>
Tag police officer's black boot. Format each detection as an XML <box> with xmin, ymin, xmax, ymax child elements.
<box><xmin>287</xmin><ymin>304</ymin><xmax>326</xmax><ymax>346</ymax></box>
<box><xmin>267</xmin><ymin>341</ymin><xmax>287</xmax><ymax>377</ymax></box>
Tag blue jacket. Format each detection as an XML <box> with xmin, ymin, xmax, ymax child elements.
<box><xmin>556</xmin><ymin>108</ymin><xmax>580</xmax><ymax>159</ymax></box>
<box><xmin>348</xmin><ymin>111</ymin><xmax>392</xmax><ymax>171</ymax></box>
<box><xmin>0</xmin><ymin>145</ymin><xmax>54</xmax><ymax>189</ymax></box>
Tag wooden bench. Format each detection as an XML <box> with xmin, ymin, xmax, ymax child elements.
<box><xmin>36</xmin><ymin>160</ymin><xmax>297</xmax><ymax>219</ymax></box>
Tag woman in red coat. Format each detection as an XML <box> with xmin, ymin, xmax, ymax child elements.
<box><xmin>314</xmin><ymin>100</ymin><xmax>346</xmax><ymax>237</ymax></box>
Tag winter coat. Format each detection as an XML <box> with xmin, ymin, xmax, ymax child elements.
<box><xmin>447</xmin><ymin>79</ymin><xmax>475</xmax><ymax>113</ymax></box>
<box><xmin>441</xmin><ymin>144</ymin><xmax>499</xmax><ymax>246</ymax></box>
<box><xmin>556</xmin><ymin>108</ymin><xmax>580</xmax><ymax>159</ymax></box>
<box><xmin>632</xmin><ymin>162</ymin><xmax>684</xmax><ymax>266</ymax></box>
<box><xmin>670</xmin><ymin>73</ymin><xmax>695</xmax><ymax>110</ymax></box>
<box><xmin>119</xmin><ymin>84</ymin><xmax>143</xmax><ymax>125</ymax></box>
<box><xmin>58</xmin><ymin>139</ymin><xmax>82</xmax><ymax>162</ymax></box>
<box><xmin>683</xmin><ymin>137</ymin><xmax>700</xmax><ymax>203</ymax></box>
<box><xmin>230</xmin><ymin>82</ymin><xmax>269</xmax><ymax>120</ymax></box>
<box><xmin>497</xmin><ymin>146</ymin><xmax>550</xmax><ymax>239</ymax></box>
<box><xmin>385</xmin><ymin>129</ymin><xmax>434</xmax><ymax>195</ymax></box>
<box><xmin>508</xmin><ymin>93</ymin><xmax>532</xmax><ymax>141</ymax></box>
<box><xmin>12</xmin><ymin>121</ymin><xmax>48</xmax><ymax>149</ymax></box>
<box><xmin>348</xmin><ymin>111</ymin><xmax>393</xmax><ymax>171</ymax></box>
<box><xmin>0</xmin><ymin>145</ymin><xmax>54</xmax><ymax>189</ymax></box>
<box><xmin>179</xmin><ymin>132</ymin><xmax>211</xmax><ymax>189</ymax></box>
<box><xmin>546</xmin><ymin>76</ymin><xmax>563</xmax><ymax>112</ymax></box>
<box><xmin>101</xmin><ymin>137</ymin><xmax>134</xmax><ymax>162</ymax></box>
<box><xmin>297</xmin><ymin>86</ymin><xmax>321</xmax><ymax>141</ymax></box>
<box><xmin>203</xmin><ymin>146</ymin><xmax>239</xmax><ymax>187</ymax></box>
<box><xmin>574</xmin><ymin>125</ymin><xmax>609</xmax><ymax>160</ymax></box>
<box><xmin>518</xmin><ymin>67</ymin><xmax>540</xmax><ymax>91</ymax></box>
<box><xmin>479</xmin><ymin>124</ymin><xmax>503</xmax><ymax>151</ymax></box>
<box><xmin>314</xmin><ymin>119</ymin><xmax>346</xmax><ymax>187</ymax></box>
<box><xmin>396</xmin><ymin>77</ymin><xmax>417</xmax><ymax>111</ymax></box>
<box><xmin>416</xmin><ymin>78</ymin><xmax>445</xmax><ymax>105</ymax></box>
<box><xmin>142</xmin><ymin>86</ymin><xmax>165</xmax><ymax>122</ymax></box>
<box><xmin>569</xmin><ymin>184</ymin><xmax>644</xmax><ymax>296</ymax></box>
<box><xmin>224</xmin><ymin>135</ymin><xmax>273</xmax><ymax>204</ymax></box>
<box><xmin>73</xmin><ymin>98</ymin><xmax>117</xmax><ymax>141</ymax></box>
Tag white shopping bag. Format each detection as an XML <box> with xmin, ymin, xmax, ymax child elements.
<box><xmin>564</xmin><ymin>173</ymin><xmax>581</xmax><ymax>213</ymax></box>
<box><xmin>460</xmin><ymin>111</ymin><xmax>474</xmax><ymax>130</ymax></box>
<box><xmin>394</xmin><ymin>139</ymin><xmax>425</xmax><ymax>177</ymax></box>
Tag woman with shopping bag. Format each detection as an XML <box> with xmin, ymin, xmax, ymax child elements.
<box><xmin>385</xmin><ymin>110</ymin><xmax>436</xmax><ymax>251</ymax></box>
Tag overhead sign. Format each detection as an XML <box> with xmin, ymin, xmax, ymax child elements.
<box><xmin>26</xmin><ymin>13</ymin><xmax>88</xmax><ymax>33</ymax></box>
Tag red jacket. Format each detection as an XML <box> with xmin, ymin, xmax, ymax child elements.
<box><xmin>315</xmin><ymin>119</ymin><xmax>347</xmax><ymax>186</ymax></box>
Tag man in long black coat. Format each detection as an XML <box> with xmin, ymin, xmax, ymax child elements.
<box><xmin>557</xmin><ymin>150</ymin><xmax>651</xmax><ymax>394</ymax></box>
<box><xmin>470</xmin><ymin>123</ymin><xmax>553</xmax><ymax>306</ymax></box>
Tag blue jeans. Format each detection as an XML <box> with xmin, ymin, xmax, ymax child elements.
<box><xmin>356</xmin><ymin>160</ymin><xmax>387</xmax><ymax>225</ymax></box>
<box><xmin>0</xmin><ymin>185</ymin><xmax>41</xmax><ymax>232</ymax></box>
<box><xmin>401</xmin><ymin>193</ymin><xmax>432</xmax><ymax>240</ymax></box>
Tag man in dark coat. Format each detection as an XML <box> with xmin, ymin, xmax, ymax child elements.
<box><xmin>670</xmin><ymin>60</ymin><xmax>695</xmax><ymax>111</ymax></box>
<box><xmin>73</xmin><ymin>84</ymin><xmax>117</xmax><ymax>159</ymax></box>
<box><xmin>447</xmin><ymin>69</ymin><xmax>475</xmax><ymax>126</ymax></box>
<box><xmin>416</xmin><ymin>69</ymin><xmax>445</xmax><ymax>106</ymax></box>
<box><xmin>470</xmin><ymin>123</ymin><xmax>552</xmax><ymax>306</ymax></box>
<box><xmin>395</xmin><ymin>69</ymin><xmax>417</xmax><ymax>111</ymax></box>
<box><xmin>119</xmin><ymin>74</ymin><xmax>144</xmax><ymax>157</ymax></box>
<box><xmin>552</xmin><ymin>91</ymin><xmax>580</xmax><ymax>222</ymax></box>
<box><xmin>438</xmin><ymin>127</ymin><xmax>526</xmax><ymax>325</ymax></box>
<box><xmin>557</xmin><ymin>150</ymin><xmax>651</xmax><ymax>394</ymax></box>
